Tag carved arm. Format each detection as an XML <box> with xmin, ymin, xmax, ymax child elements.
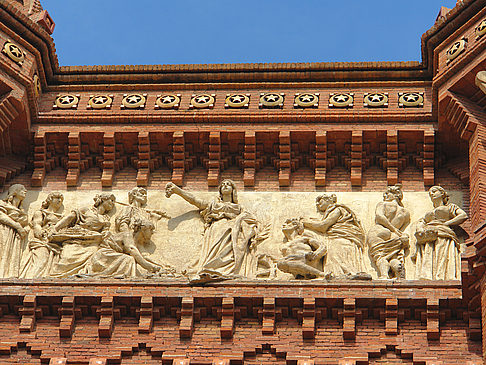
<box><xmin>165</xmin><ymin>182</ymin><xmax>208</xmax><ymax>210</ymax></box>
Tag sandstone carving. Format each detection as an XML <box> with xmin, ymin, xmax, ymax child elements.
<box><xmin>49</xmin><ymin>193</ymin><xmax>117</xmax><ymax>278</ymax></box>
<box><xmin>114</xmin><ymin>187</ymin><xmax>173</xmax><ymax>275</ymax></box>
<box><xmin>0</xmin><ymin>184</ymin><xmax>29</xmax><ymax>278</ymax></box>
<box><xmin>166</xmin><ymin>180</ymin><xmax>268</xmax><ymax>284</ymax></box>
<box><xmin>413</xmin><ymin>186</ymin><xmax>467</xmax><ymax>280</ymax></box>
<box><xmin>277</xmin><ymin>218</ymin><xmax>326</xmax><ymax>279</ymax></box>
<box><xmin>368</xmin><ymin>185</ymin><xmax>410</xmax><ymax>279</ymax></box>
<box><xmin>301</xmin><ymin>194</ymin><xmax>370</xmax><ymax>280</ymax></box>
<box><xmin>20</xmin><ymin>192</ymin><xmax>64</xmax><ymax>278</ymax></box>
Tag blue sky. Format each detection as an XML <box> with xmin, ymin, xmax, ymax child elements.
<box><xmin>42</xmin><ymin>0</ymin><xmax>458</xmax><ymax>66</ymax></box>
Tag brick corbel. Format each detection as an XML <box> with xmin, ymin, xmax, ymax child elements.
<box><xmin>89</xmin><ymin>359</ymin><xmax>107</xmax><ymax>365</ymax></box>
<box><xmin>98</xmin><ymin>296</ymin><xmax>115</xmax><ymax>338</ymax></box>
<box><xmin>302</xmin><ymin>298</ymin><xmax>316</xmax><ymax>339</ymax></box>
<box><xmin>179</xmin><ymin>297</ymin><xmax>195</xmax><ymax>338</ymax></box>
<box><xmin>59</xmin><ymin>296</ymin><xmax>79</xmax><ymax>338</ymax></box>
<box><xmin>243</xmin><ymin>131</ymin><xmax>256</xmax><ymax>187</ymax></box>
<box><xmin>212</xmin><ymin>359</ymin><xmax>230</xmax><ymax>365</ymax></box>
<box><xmin>66</xmin><ymin>131</ymin><xmax>81</xmax><ymax>187</ymax></box>
<box><xmin>208</xmin><ymin>131</ymin><xmax>221</xmax><ymax>186</ymax></box>
<box><xmin>19</xmin><ymin>294</ymin><xmax>37</xmax><ymax>332</ymax></box>
<box><xmin>171</xmin><ymin>131</ymin><xmax>185</xmax><ymax>186</ymax></box>
<box><xmin>49</xmin><ymin>359</ymin><xmax>67</xmax><ymax>365</ymax></box>
<box><xmin>261</xmin><ymin>297</ymin><xmax>281</xmax><ymax>335</ymax></box>
<box><xmin>385</xmin><ymin>298</ymin><xmax>398</xmax><ymax>335</ymax></box>
<box><xmin>350</xmin><ymin>131</ymin><xmax>362</xmax><ymax>186</ymax></box>
<box><xmin>220</xmin><ymin>297</ymin><xmax>235</xmax><ymax>339</ymax></box>
<box><xmin>386</xmin><ymin>130</ymin><xmax>398</xmax><ymax>185</ymax></box>
<box><xmin>315</xmin><ymin>131</ymin><xmax>327</xmax><ymax>186</ymax></box>
<box><xmin>426</xmin><ymin>299</ymin><xmax>440</xmax><ymax>340</ymax></box>
<box><xmin>31</xmin><ymin>130</ymin><xmax>47</xmax><ymax>186</ymax></box>
<box><xmin>342</xmin><ymin>298</ymin><xmax>356</xmax><ymax>340</ymax></box>
<box><xmin>423</xmin><ymin>131</ymin><xmax>435</xmax><ymax>186</ymax></box>
<box><xmin>138</xmin><ymin>296</ymin><xmax>154</xmax><ymax>334</ymax></box>
<box><xmin>101</xmin><ymin>132</ymin><xmax>115</xmax><ymax>187</ymax></box>
<box><xmin>279</xmin><ymin>131</ymin><xmax>291</xmax><ymax>187</ymax></box>
<box><xmin>172</xmin><ymin>360</ymin><xmax>191</xmax><ymax>365</ymax></box>
<box><xmin>137</xmin><ymin>131</ymin><xmax>151</xmax><ymax>186</ymax></box>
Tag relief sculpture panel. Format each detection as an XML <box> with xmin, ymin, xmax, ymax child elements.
<box><xmin>0</xmin><ymin>184</ymin><xmax>467</xmax><ymax>282</ymax></box>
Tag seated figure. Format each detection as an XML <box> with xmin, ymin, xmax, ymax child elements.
<box><xmin>277</xmin><ymin>218</ymin><xmax>327</xmax><ymax>279</ymax></box>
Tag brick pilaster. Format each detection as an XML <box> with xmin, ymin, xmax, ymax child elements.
<box><xmin>315</xmin><ymin>131</ymin><xmax>327</xmax><ymax>186</ymax></box>
<box><xmin>350</xmin><ymin>131</ymin><xmax>362</xmax><ymax>186</ymax></box>
<box><xmin>31</xmin><ymin>131</ymin><xmax>47</xmax><ymax>186</ymax></box>
<box><xmin>469</xmin><ymin>125</ymin><xmax>486</xmax><ymax>229</ymax></box>
<box><xmin>66</xmin><ymin>131</ymin><xmax>81</xmax><ymax>187</ymax></box>
<box><xmin>208</xmin><ymin>131</ymin><xmax>221</xmax><ymax>186</ymax></box>
<box><xmin>279</xmin><ymin>131</ymin><xmax>291</xmax><ymax>187</ymax></box>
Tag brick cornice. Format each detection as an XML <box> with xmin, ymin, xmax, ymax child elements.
<box><xmin>1</xmin><ymin>0</ymin><xmax>484</xmax><ymax>87</ymax></box>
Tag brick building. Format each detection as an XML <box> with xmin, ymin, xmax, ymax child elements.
<box><xmin>0</xmin><ymin>0</ymin><xmax>485</xmax><ymax>363</ymax></box>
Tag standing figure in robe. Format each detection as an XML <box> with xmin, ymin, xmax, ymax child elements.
<box><xmin>20</xmin><ymin>192</ymin><xmax>64</xmax><ymax>278</ymax></box>
<box><xmin>368</xmin><ymin>185</ymin><xmax>410</xmax><ymax>279</ymax></box>
<box><xmin>414</xmin><ymin>186</ymin><xmax>467</xmax><ymax>280</ymax></box>
<box><xmin>165</xmin><ymin>179</ymin><xmax>260</xmax><ymax>283</ymax></box>
<box><xmin>0</xmin><ymin>184</ymin><xmax>28</xmax><ymax>278</ymax></box>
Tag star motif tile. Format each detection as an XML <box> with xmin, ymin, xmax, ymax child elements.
<box><xmin>127</xmin><ymin>95</ymin><xmax>141</xmax><ymax>103</ymax></box>
<box><xmin>88</xmin><ymin>95</ymin><xmax>112</xmax><ymax>109</ymax></box>
<box><xmin>9</xmin><ymin>46</ymin><xmax>21</xmax><ymax>57</ymax></box>
<box><xmin>196</xmin><ymin>96</ymin><xmax>210</xmax><ymax>103</ymax></box>
<box><xmin>264</xmin><ymin>94</ymin><xmax>279</xmax><ymax>102</ymax></box>
<box><xmin>93</xmin><ymin>96</ymin><xmax>107</xmax><ymax>104</ymax></box>
<box><xmin>334</xmin><ymin>94</ymin><xmax>349</xmax><ymax>102</ymax></box>
<box><xmin>55</xmin><ymin>94</ymin><xmax>79</xmax><ymax>109</ymax></box>
<box><xmin>260</xmin><ymin>93</ymin><xmax>284</xmax><ymax>108</ymax></box>
<box><xmin>230</xmin><ymin>95</ymin><xmax>244</xmax><ymax>103</ymax></box>
<box><xmin>399</xmin><ymin>92</ymin><xmax>423</xmax><ymax>107</ymax></box>
<box><xmin>60</xmin><ymin>96</ymin><xmax>74</xmax><ymax>104</ymax></box>
<box><xmin>190</xmin><ymin>94</ymin><xmax>214</xmax><ymax>109</ymax></box>
<box><xmin>156</xmin><ymin>94</ymin><xmax>180</xmax><ymax>109</ymax></box>
<box><xmin>299</xmin><ymin>95</ymin><xmax>314</xmax><ymax>102</ymax></box>
<box><xmin>364</xmin><ymin>93</ymin><xmax>387</xmax><ymax>107</ymax></box>
<box><xmin>162</xmin><ymin>96</ymin><xmax>175</xmax><ymax>103</ymax></box>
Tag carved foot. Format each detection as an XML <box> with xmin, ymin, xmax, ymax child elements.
<box><xmin>189</xmin><ymin>273</ymin><xmax>231</xmax><ymax>285</ymax></box>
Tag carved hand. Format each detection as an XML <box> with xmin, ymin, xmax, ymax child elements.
<box><xmin>17</xmin><ymin>226</ymin><xmax>28</xmax><ymax>239</ymax></box>
<box><xmin>305</xmin><ymin>252</ymin><xmax>316</xmax><ymax>261</ymax></box>
<box><xmin>165</xmin><ymin>182</ymin><xmax>176</xmax><ymax>198</ymax></box>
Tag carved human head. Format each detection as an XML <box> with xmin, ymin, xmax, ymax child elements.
<box><xmin>428</xmin><ymin>186</ymin><xmax>449</xmax><ymax>205</ymax></box>
<box><xmin>282</xmin><ymin>218</ymin><xmax>304</xmax><ymax>235</ymax></box>
<box><xmin>41</xmin><ymin>191</ymin><xmax>64</xmax><ymax>210</ymax></box>
<box><xmin>315</xmin><ymin>194</ymin><xmax>337</xmax><ymax>211</ymax></box>
<box><xmin>132</xmin><ymin>218</ymin><xmax>155</xmax><ymax>241</ymax></box>
<box><xmin>5</xmin><ymin>184</ymin><xmax>27</xmax><ymax>205</ymax></box>
<box><xmin>218</xmin><ymin>179</ymin><xmax>238</xmax><ymax>203</ymax></box>
<box><xmin>93</xmin><ymin>193</ymin><xmax>116</xmax><ymax>210</ymax></box>
<box><xmin>128</xmin><ymin>187</ymin><xmax>147</xmax><ymax>205</ymax></box>
<box><xmin>384</xmin><ymin>184</ymin><xmax>404</xmax><ymax>206</ymax></box>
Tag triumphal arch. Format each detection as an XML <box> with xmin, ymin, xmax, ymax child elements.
<box><xmin>0</xmin><ymin>0</ymin><xmax>485</xmax><ymax>363</ymax></box>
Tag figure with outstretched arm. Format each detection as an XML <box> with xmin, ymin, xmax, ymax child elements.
<box><xmin>166</xmin><ymin>180</ymin><xmax>261</xmax><ymax>284</ymax></box>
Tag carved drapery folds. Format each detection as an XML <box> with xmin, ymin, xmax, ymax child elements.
<box><xmin>0</xmin><ymin>184</ymin><xmax>467</xmax><ymax>281</ymax></box>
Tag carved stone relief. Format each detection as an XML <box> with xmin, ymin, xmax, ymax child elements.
<box><xmin>0</xmin><ymin>184</ymin><xmax>466</xmax><ymax>282</ymax></box>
